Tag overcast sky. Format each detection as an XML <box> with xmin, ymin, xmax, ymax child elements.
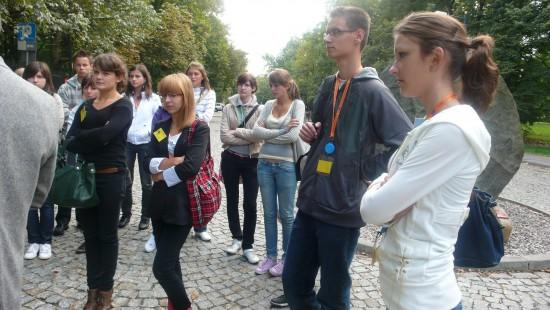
<box><xmin>221</xmin><ymin>0</ymin><xmax>329</xmax><ymax>75</ymax></box>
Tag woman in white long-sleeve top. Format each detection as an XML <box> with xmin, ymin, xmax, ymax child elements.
<box><xmin>120</xmin><ymin>64</ymin><xmax>161</xmax><ymax>230</ymax></box>
<box><xmin>246</xmin><ymin>68</ymin><xmax>305</xmax><ymax>277</ymax></box>
<box><xmin>185</xmin><ymin>61</ymin><xmax>216</xmax><ymax>241</ymax></box>
<box><xmin>359</xmin><ymin>12</ymin><xmax>499</xmax><ymax>310</ymax></box>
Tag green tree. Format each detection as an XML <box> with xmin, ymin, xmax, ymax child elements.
<box><xmin>140</xmin><ymin>2</ymin><xmax>202</xmax><ymax>82</ymax></box>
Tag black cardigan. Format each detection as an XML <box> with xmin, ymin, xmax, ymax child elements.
<box><xmin>145</xmin><ymin>119</ymin><xmax>210</xmax><ymax>225</ymax></box>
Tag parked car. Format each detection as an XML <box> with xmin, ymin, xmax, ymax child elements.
<box><xmin>215</xmin><ymin>102</ymin><xmax>223</xmax><ymax>112</ymax></box>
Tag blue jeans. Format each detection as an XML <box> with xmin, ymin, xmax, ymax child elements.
<box><xmin>257</xmin><ymin>159</ymin><xmax>297</xmax><ymax>259</ymax></box>
<box><xmin>283</xmin><ymin>210</ymin><xmax>360</xmax><ymax>309</ymax></box>
<box><xmin>27</xmin><ymin>198</ymin><xmax>54</xmax><ymax>244</ymax></box>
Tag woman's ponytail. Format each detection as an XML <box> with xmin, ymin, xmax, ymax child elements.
<box><xmin>461</xmin><ymin>35</ymin><xmax>499</xmax><ymax>114</ymax></box>
<box><xmin>288</xmin><ymin>80</ymin><xmax>301</xmax><ymax>100</ymax></box>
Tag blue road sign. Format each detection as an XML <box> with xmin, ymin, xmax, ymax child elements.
<box><xmin>16</xmin><ymin>22</ymin><xmax>36</xmax><ymax>43</ymax></box>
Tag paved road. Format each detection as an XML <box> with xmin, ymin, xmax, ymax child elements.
<box><xmin>523</xmin><ymin>154</ymin><xmax>550</xmax><ymax>168</ymax></box>
<box><xmin>500</xmin><ymin>162</ymin><xmax>550</xmax><ymax>215</ymax></box>
<box><xmin>22</xmin><ymin>112</ymin><xmax>550</xmax><ymax>309</ymax></box>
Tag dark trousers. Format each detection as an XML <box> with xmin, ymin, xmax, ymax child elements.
<box><xmin>76</xmin><ymin>171</ymin><xmax>126</xmax><ymax>290</ymax></box>
<box><xmin>55</xmin><ymin>206</ymin><xmax>72</xmax><ymax>226</ymax></box>
<box><xmin>27</xmin><ymin>198</ymin><xmax>54</xmax><ymax>244</ymax></box>
<box><xmin>152</xmin><ymin>220</ymin><xmax>192</xmax><ymax>309</ymax></box>
<box><xmin>283</xmin><ymin>210</ymin><xmax>359</xmax><ymax>310</ymax></box>
<box><xmin>221</xmin><ymin>150</ymin><xmax>258</xmax><ymax>250</ymax></box>
<box><xmin>122</xmin><ymin>142</ymin><xmax>152</xmax><ymax>219</ymax></box>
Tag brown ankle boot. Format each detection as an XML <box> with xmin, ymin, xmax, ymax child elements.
<box><xmin>94</xmin><ymin>289</ymin><xmax>113</xmax><ymax>310</ymax></box>
<box><xmin>83</xmin><ymin>289</ymin><xmax>98</xmax><ymax>310</ymax></box>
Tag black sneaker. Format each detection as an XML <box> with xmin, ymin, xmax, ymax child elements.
<box><xmin>118</xmin><ymin>214</ymin><xmax>131</xmax><ymax>228</ymax></box>
<box><xmin>53</xmin><ymin>223</ymin><xmax>68</xmax><ymax>236</ymax></box>
<box><xmin>138</xmin><ymin>218</ymin><xmax>150</xmax><ymax>230</ymax></box>
<box><xmin>75</xmin><ymin>242</ymin><xmax>86</xmax><ymax>254</ymax></box>
<box><xmin>270</xmin><ymin>294</ymin><xmax>288</xmax><ymax>308</ymax></box>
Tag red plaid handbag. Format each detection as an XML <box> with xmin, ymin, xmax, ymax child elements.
<box><xmin>186</xmin><ymin>120</ymin><xmax>222</xmax><ymax>229</ymax></box>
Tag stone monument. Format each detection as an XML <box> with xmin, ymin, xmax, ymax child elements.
<box><xmin>380</xmin><ymin>69</ymin><xmax>524</xmax><ymax>197</ymax></box>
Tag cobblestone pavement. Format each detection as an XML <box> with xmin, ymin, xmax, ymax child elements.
<box><xmin>500</xmin><ymin>162</ymin><xmax>550</xmax><ymax>215</ymax></box>
<box><xmin>22</xmin><ymin>113</ymin><xmax>550</xmax><ymax>309</ymax></box>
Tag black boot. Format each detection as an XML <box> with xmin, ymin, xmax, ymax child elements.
<box><xmin>118</xmin><ymin>214</ymin><xmax>131</xmax><ymax>228</ymax></box>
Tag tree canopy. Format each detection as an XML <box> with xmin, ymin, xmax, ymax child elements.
<box><xmin>264</xmin><ymin>0</ymin><xmax>549</xmax><ymax>123</ymax></box>
<box><xmin>0</xmin><ymin>0</ymin><xmax>246</xmax><ymax>100</ymax></box>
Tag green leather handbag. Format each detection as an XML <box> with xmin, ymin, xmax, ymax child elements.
<box><xmin>50</xmin><ymin>140</ymin><xmax>99</xmax><ymax>208</ymax></box>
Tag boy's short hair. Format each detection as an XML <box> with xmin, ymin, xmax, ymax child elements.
<box><xmin>330</xmin><ymin>6</ymin><xmax>371</xmax><ymax>50</ymax></box>
<box><xmin>72</xmin><ymin>50</ymin><xmax>92</xmax><ymax>64</ymax></box>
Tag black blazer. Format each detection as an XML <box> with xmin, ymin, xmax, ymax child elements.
<box><xmin>145</xmin><ymin>119</ymin><xmax>210</xmax><ymax>225</ymax></box>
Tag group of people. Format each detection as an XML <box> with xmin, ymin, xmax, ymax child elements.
<box><xmin>0</xmin><ymin>4</ymin><xmax>500</xmax><ymax>310</ymax></box>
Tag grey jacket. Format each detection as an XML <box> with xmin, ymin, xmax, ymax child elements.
<box><xmin>221</xmin><ymin>94</ymin><xmax>264</xmax><ymax>156</ymax></box>
<box><xmin>0</xmin><ymin>57</ymin><xmax>58</xmax><ymax>310</ymax></box>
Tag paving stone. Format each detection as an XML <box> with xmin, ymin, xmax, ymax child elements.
<box><xmin>20</xmin><ymin>114</ymin><xmax>550</xmax><ymax>309</ymax></box>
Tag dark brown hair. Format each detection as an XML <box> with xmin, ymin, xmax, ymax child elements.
<box><xmin>80</xmin><ymin>73</ymin><xmax>96</xmax><ymax>94</ymax></box>
<box><xmin>329</xmin><ymin>6</ymin><xmax>371</xmax><ymax>50</ymax></box>
<box><xmin>22</xmin><ymin>61</ymin><xmax>55</xmax><ymax>94</ymax></box>
<box><xmin>93</xmin><ymin>53</ymin><xmax>128</xmax><ymax>93</ymax></box>
<box><xmin>237</xmin><ymin>73</ymin><xmax>257</xmax><ymax>93</ymax></box>
<box><xmin>394</xmin><ymin>12</ymin><xmax>499</xmax><ymax>113</ymax></box>
<box><xmin>126</xmin><ymin>64</ymin><xmax>153</xmax><ymax>99</ymax></box>
<box><xmin>268</xmin><ymin>68</ymin><xmax>301</xmax><ymax>100</ymax></box>
<box><xmin>72</xmin><ymin>50</ymin><xmax>92</xmax><ymax>64</ymax></box>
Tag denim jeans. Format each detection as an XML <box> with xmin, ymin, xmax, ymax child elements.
<box><xmin>27</xmin><ymin>198</ymin><xmax>54</xmax><ymax>244</ymax></box>
<box><xmin>221</xmin><ymin>150</ymin><xmax>259</xmax><ymax>250</ymax></box>
<box><xmin>122</xmin><ymin>142</ymin><xmax>152</xmax><ymax>219</ymax></box>
<box><xmin>257</xmin><ymin>159</ymin><xmax>297</xmax><ymax>259</ymax></box>
<box><xmin>283</xmin><ymin>210</ymin><xmax>360</xmax><ymax>310</ymax></box>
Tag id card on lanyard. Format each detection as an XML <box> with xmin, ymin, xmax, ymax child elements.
<box><xmin>316</xmin><ymin>78</ymin><xmax>351</xmax><ymax>175</ymax></box>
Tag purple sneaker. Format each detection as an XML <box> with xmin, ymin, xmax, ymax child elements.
<box><xmin>255</xmin><ymin>258</ymin><xmax>277</xmax><ymax>275</ymax></box>
<box><xmin>269</xmin><ymin>260</ymin><xmax>284</xmax><ymax>277</ymax></box>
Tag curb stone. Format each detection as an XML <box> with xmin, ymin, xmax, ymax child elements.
<box><xmin>356</xmin><ymin>239</ymin><xmax>550</xmax><ymax>271</ymax></box>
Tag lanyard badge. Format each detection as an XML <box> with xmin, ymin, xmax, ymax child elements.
<box><xmin>316</xmin><ymin>78</ymin><xmax>351</xmax><ymax>175</ymax></box>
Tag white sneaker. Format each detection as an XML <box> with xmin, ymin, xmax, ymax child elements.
<box><xmin>38</xmin><ymin>244</ymin><xmax>52</xmax><ymax>260</ymax></box>
<box><xmin>24</xmin><ymin>243</ymin><xmax>40</xmax><ymax>260</ymax></box>
<box><xmin>196</xmin><ymin>230</ymin><xmax>212</xmax><ymax>242</ymax></box>
<box><xmin>225</xmin><ymin>239</ymin><xmax>242</xmax><ymax>255</ymax></box>
<box><xmin>144</xmin><ymin>234</ymin><xmax>156</xmax><ymax>253</ymax></box>
<box><xmin>243</xmin><ymin>249</ymin><xmax>260</xmax><ymax>265</ymax></box>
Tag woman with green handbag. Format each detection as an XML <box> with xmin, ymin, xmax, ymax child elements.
<box><xmin>65</xmin><ymin>53</ymin><xmax>133</xmax><ymax>310</ymax></box>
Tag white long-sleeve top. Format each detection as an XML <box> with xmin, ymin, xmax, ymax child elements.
<box><xmin>127</xmin><ymin>93</ymin><xmax>161</xmax><ymax>145</ymax></box>
<box><xmin>360</xmin><ymin>104</ymin><xmax>491</xmax><ymax>310</ymax></box>
<box><xmin>194</xmin><ymin>87</ymin><xmax>216</xmax><ymax>124</ymax></box>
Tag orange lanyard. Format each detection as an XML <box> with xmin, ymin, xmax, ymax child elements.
<box><xmin>330</xmin><ymin>78</ymin><xmax>351</xmax><ymax>139</ymax></box>
<box><xmin>426</xmin><ymin>93</ymin><xmax>457</xmax><ymax>119</ymax></box>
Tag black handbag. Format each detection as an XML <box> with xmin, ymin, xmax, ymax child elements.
<box><xmin>49</xmin><ymin>139</ymin><xmax>99</xmax><ymax>208</ymax></box>
<box><xmin>454</xmin><ymin>187</ymin><xmax>504</xmax><ymax>268</ymax></box>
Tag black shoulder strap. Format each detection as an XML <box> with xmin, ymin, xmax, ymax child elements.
<box><xmin>238</xmin><ymin>104</ymin><xmax>260</xmax><ymax>128</ymax></box>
